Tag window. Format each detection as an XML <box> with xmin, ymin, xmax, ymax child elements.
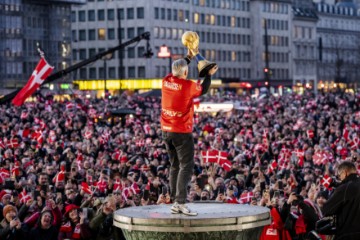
<box><xmin>72</xmin><ymin>49</ymin><xmax>77</xmax><ymax>61</ymax></box>
<box><xmin>89</xmin><ymin>67</ymin><xmax>96</xmax><ymax>78</ymax></box>
<box><xmin>118</xmin><ymin>8</ymin><xmax>124</xmax><ymax>20</ymax></box>
<box><xmin>79</xmin><ymin>49</ymin><xmax>86</xmax><ymax>60</ymax></box>
<box><xmin>137</xmin><ymin>27</ymin><xmax>144</xmax><ymax>35</ymax></box>
<box><xmin>108</xmin><ymin>28</ymin><xmax>115</xmax><ymax>39</ymax></box>
<box><xmin>173</xmin><ymin>9</ymin><xmax>177</xmax><ymax>21</ymax></box>
<box><xmin>137</xmin><ymin>7</ymin><xmax>144</xmax><ymax>19</ymax></box>
<box><xmin>118</xmin><ymin>28</ymin><xmax>124</xmax><ymax>39</ymax></box>
<box><xmin>138</xmin><ymin>66</ymin><xmax>145</xmax><ymax>78</ymax></box>
<box><xmin>128</xmin><ymin>47</ymin><xmax>135</xmax><ymax>58</ymax></box>
<box><xmin>79</xmin><ymin>11</ymin><xmax>85</xmax><ymax>22</ymax></box>
<box><xmin>127</xmin><ymin>8</ymin><xmax>134</xmax><ymax>19</ymax></box>
<box><xmin>99</xmin><ymin>67</ymin><xmax>104</xmax><ymax>79</ymax></box>
<box><xmin>161</xmin><ymin>8</ymin><xmax>165</xmax><ymax>20</ymax></box>
<box><xmin>88</xmin><ymin>10</ymin><xmax>95</xmax><ymax>21</ymax></box>
<box><xmin>79</xmin><ymin>68</ymin><xmax>87</xmax><ymax>79</ymax></box>
<box><xmin>194</xmin><ymin>13</ymin><xmax>199</xmax><ymax>24</ymax></box>
<box><xmin>155</xmin><ymin>7</ymin><xmax>159</xmax><ymax>19</ymax></box>
<box><xmin>98</xmin><ymin>28</ymin><xmax>106</xmax><ymax>40</ymax></box>
<box><xmin>127</xmin><ymin>28</ymin><xmax>135</xmax><ymax>38</ymax></box>
<box><xmin>167</xmin><ymin>9</ymin><xmax>172</xmax><ymax>20</ymax></box>
<box><xmin>88</xmin><ymin>29</ymin><xmax>95</xmax><ymax>40</ymax></box>
<box><xmin>98</xmin><ymin>9</ymin><xmax>105</xmax><ymax>21</ymax></box>
<box><xmin>137</xmin><ymin>46</ymin><xmax>145</xmax><ymax>57</ymax></box>
<box><xmin>109</xmin><ymin>67</ymin><xmax>116</xmax><ymax>78</ymax></box>
<box><xmin>179</xmin><ymin>10</ymin><xmax>184</xmax><ymax>21</ymax></box>
<box><xmin>79</xmin><ymin>30</ymin><xmax>86</xmax><ymax>41</ymax></box>
<box><xmin>89</xmin><ymin>48</ymin><xmax>96</xmax><ymax>57</ymax></box>
<box><xmin>128</xmin><ymin>67</ymin><xmax>135</xmax><ymax>78</ymax></box>
<box><xmin>71</xmin><ymin>11</ymin><xmax>76</xmax><ymax>22</ymax></box>
<box><xmin>108</xmin><ymin>9</ymin><xmax>114</xmax><ymax>20</ymax></box>
<box><xmin>72</xmin><ymin>30</ymin><xmax>77</xmax><ymax>41</ymax></box>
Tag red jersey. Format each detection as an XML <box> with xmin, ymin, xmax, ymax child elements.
<box><xmin>161</xmin><ymin>73</ymin><xmax>202</xmax><ymax>133</ymax></box>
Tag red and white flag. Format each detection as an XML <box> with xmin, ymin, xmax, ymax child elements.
<box><xmin>0</xmin><ymin>169</ymin><xmax>10</xmax><ymax>184</ymax></box>
<box><xmin>19</xmin><ymin>189</ymin><xmax>32</xmax><ymax>204</ymax></box>
<box><xmin>12</xmin><ymin>57</ymin><xmax>54</xmax><ymax>106</ymax></box>
<box><xmin>240</xmin><ymin>191</ymin><xmax>253</xmax><ymax>204</ymax></box>
<box><xmin>201</xmin><ymin>150</ymin><xmax>217</xmax><ymax>164</ymax></box>
<box><xmin>267</xmin><ymin>160</ymin><xmax>278</xmax><ymax>174</ymax></box>
<box><xmin>220</xmin><ymin>159</ymin><xmax>232</xmax><ymax>172</ymax></box>
<box><xmin>320</xmin><ymin>175</ymin><xmax>332</xmax><ymax>190</ymax></box>
<box><xmin>213</xmin><ymin>150</ymin><xmax>228</xmax><ymax>164</ymax></box>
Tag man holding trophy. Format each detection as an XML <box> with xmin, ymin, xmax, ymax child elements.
<box><xmin>161</xmin><ymin>31</ymin><xmax>218</xmax><ymax>216</ymax></box>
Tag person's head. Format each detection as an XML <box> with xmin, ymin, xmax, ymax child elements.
<box><xmin>337</xmin><ymin>161</ymin><xmax>357</xmax><ymax>182</ymax></box>
<box><xmin>40</xmin><ymin>210</ymin><xmax>53</xmax><ymax>229</ymax></box>
<box><xmin>38</xmin><ymin>173</ymin><xmax>48</xmax><ymax>185</ymax></box>
<box><xmin>65</xmin><ymin>204</ymin><xmax>79</xmax><ymax>223</ymax></box>
<box><xmin>3</xmin><ymin>205</ymin><xmax>17</xmax><ymax>223</ymax></box>
<box><xmin>316</xmin><ymin>191</ymin><xmax>328</xmax><ymax>208</ymax></box>
<box><xmin>65</xmin><ymin>188</ymin><xmax>76</xmax><ymax>200</ymax></box>
<box><xmin>172</xmin><ymin>59</ymin><xmax>188</xmax><ymax>79</ymax></box>
<box><xmin>0</xmin><ymin>190</ymin><xmax>11</xmax><ymax>205</ymax></box>
<box><xmin>46</xmin><ymin>165</ymin><xmax>55</xmax><ymax>176</ymax></box>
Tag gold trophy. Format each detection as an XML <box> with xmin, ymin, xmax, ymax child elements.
<box><xmin>182</xmin><ymin>31</ymin><xmax>218</xmax><ymax>77</ymax></box>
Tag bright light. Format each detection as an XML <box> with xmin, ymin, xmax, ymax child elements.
<box><xmin>49</xmin><ymin>84</ymin><xmax>54</xmax><ymax>90</ymax></box>
<box><xmin>320</xmin><ymin>84</ymin><xmax>325</xmax><ymax>88</ymax></box>
<box><xmin>86</xmin><ymin>94</ymin><xmax>91</xmax><ymax>98</ymax></box>
<box><xmin>265</xmin><ymin>82</ymin><xmax>268</xmax><ymax>86</ymax></box>
<box><xmin>333</xmin><ymin>83</ymin><xmax>337</xmax><ymax>88</ymax></box>
<box><xmin>306</xmin><ymin>83</ymin><xmax>310</xmax><ymax>88</ymax></box>
<box><xmin>158</xmin><ymin>45</ymin><xmax>171</xmax><ymax>58</ymax></box>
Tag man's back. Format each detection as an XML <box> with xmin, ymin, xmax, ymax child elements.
<box><xmin>322</xmin><ymin>174</ymin><xmax>360</xmax><ymax>240</ymax></box>
<box><xmin>161</xmin><ymin>74</ymin><xmax>201</xmax><ymax>133</ymax></box>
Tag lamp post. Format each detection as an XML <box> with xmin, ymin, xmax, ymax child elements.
<box><xmin>158</xmin><ymin>45</ymin><xmax>172</xmax><ymax>73</ymax></box>
<box><xmin>102</xmin><ymin>53</ymin><xmax>113</xmax><ymax>98</ymax></box>
<box><xmin>263</xmin><ymin>0</ymin><xmax>270</xmax><ymax>89</ymax></box>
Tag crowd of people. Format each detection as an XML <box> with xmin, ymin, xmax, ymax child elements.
<box><xmin>0</xmin><ymin>89</ymin><xmax>359</xmax><ymax>240</ymax></box>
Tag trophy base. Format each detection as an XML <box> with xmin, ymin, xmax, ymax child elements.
<box><xmin>199</xmin><ymin>62</ymin><xmax>217</xmax><ymax>78</ymax></box>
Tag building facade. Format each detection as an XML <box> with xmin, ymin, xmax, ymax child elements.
<box><xmin>291</xmin><ymin>0</ymin><xmax>318</xmax><ymax>88</ymax></box>
<box><xmin>0</xmin><ymin>0</ymin><xmax>85</xmax><ymax>93</ymax></box>
<box><xmin>316</xmin><ymin>0</ymin><xmax>360</xmax><ymax>87</ymax></box>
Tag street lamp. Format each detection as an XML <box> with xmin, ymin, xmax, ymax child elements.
<box><xmin>102</xmin><ymin>53</ymin><xmax>113</xmax><ymax>98</ymax></box>
<box><xmin>158</xmin><ymin>45</ymin><xmax>171</xmax><ymax>73</ymax></box>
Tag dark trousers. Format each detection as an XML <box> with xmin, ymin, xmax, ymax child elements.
<box><xmin>162</xmin><ymin>131</ymin><xmax>194</xmax><ymax>204</ymax></box>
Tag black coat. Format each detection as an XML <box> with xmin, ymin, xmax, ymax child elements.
<box><xmin>322</xmin><ymin>174</ymin><xmax>360</xmax><ymax>240</ymax></box>
<box><xmin>28</xmin><ymin>225</ymin><xmax>59</xmax><ymax>240</ymax></box>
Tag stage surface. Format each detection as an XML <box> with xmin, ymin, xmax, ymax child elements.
<box><xmin>114</xmin><ymin>202</ymin><xmax>271</xmax><ymax>240</ymax></box>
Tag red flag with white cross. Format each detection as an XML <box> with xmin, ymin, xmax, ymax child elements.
<box><xmin>12</xmin><ymin>56</ymin><xmax>54</xmax><ymax>106</ymax></box>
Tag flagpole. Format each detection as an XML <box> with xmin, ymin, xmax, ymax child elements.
<box><xmin>0</xmin><ymin>32</ymin><xmax>152</xmax><ymax>105</ymax></box>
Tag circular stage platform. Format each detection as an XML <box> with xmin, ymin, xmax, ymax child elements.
<box><xmin>114</xmin><ymin>202</ymin><xmax>271</xmax><ymax>240</ymax></box>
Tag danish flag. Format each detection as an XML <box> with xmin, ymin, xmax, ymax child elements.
<box><xmin>201</xmin><ymin>150</ymin><xmax>217</xmax><ymax>164</ymax></box>
<box><xmin>12</xmin><ymin>57</ymin><xmax>54</xmax><ymax>106</ymax></box>
<box><xmin>240</xmin><ymin>191</ymin><xmax>253</xmax><ymax>204</ymax></box>
<box><xmin>267</xmin><ymin>160</ymin><xmax>278</xmax><ymax>174</ymax></box>
<box><xmin>220</xmin><ymin>159</ymin><xmax>232</xmax><ymax>172</ymax></box>
<box><xmin>0</xmin><ymin>169</ymin><xmax>10</xmax><ymax>184</ymax></box>
<box><xmin>320</xmin><ymin>175</ymin><xmax>332</xmax><ymax>190</ymax></box>
<box><xmin>19</xmin><ymin>189</ymin><xmax>32</xmax><ymax>204</ymax></box>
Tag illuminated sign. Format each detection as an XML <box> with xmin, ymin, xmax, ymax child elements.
<box><xmin>195</xmin><ymin>102</ymin><xmax>233</xmax><ymax>113</ymax></box>
<box><xmin>60</xmin><ymin>84</ymin><xmax>70</xmax><ymax>89</ymax></box>
<box><xmin>73</xmin><ymin>79</ymin><xmax>222</xmax><ymax>90</ymax></box>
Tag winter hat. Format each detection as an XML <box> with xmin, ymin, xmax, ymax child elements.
<box><xmin>0</xmin><ymin>190</ymin><xmax>11</xmax><ymax>201</ymax></box>
<box><xmin>3</xmin><ymin>204</ymin><xmax>17</xmax><ymax>217</ymax></box>
<box><xmin>64</xmin><ymin>204</ymin><xmax>79</xmax><ymax>217</ymax></box>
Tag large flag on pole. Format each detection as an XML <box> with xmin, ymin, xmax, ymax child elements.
<box><xmin>12</xmin><ymin>56</ymin><xmax>54</xmax><ymax>106</ymax></box>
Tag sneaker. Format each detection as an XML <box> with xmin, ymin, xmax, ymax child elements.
<box><xmin>171</xmin><ymin>202</ymin><xmax>180</xmax><ymax>214</ymax></box>
<box><xmin>171</xmin><ymin>202</ymin><xmax>197</xmax><ymax>216</ymax></box>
